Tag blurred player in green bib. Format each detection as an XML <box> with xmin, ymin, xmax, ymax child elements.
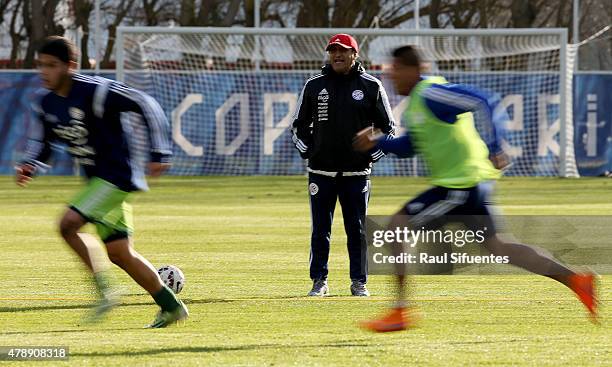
<box><xmin>353</xmin><ymin>45</ymin><xmax>598</xmax><ymax>332</ymax></box>
<box><xmin>15</xmin><ymin>36</ymin><xmax>187</xmax><ymax>328</ymax></box>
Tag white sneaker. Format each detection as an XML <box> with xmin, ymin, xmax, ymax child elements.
<box><xmin>307</xmin><ymin>279</ymin><xmax>329</xmax><ymax>296</ymax></box>
<box><xmin>350</xmin><ymin>280</ymin><xmax>370</xmax><ymax>296</ymax></box>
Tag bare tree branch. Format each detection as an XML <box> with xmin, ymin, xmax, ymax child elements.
<box><xmin>101</xmin><ymin>0</ymin><xmax>136</xmax><ymax>68</ymax></box>
<box><xmin>0</xmin><ymin>0</ymin><xmax>12</xmax><ymax>27</ymax></box>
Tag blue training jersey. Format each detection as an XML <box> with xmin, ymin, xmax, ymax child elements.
<box><xmin>23</xmin><ymin>73</ymin><xmax>172</xmax><ymax>191</ymax></box>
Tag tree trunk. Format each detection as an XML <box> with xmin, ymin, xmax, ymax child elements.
<box><xmin>511</xmin><ymin>0</ymin><xmax>536</xmax><ymax>27</ymax></box>
<box><xmin>555</xmin><ymin>0</ymin><xmax>570</xmax><ymax>27</ymax></box>
<box><xmin>196</xmin><ymin>0</ymin><xmax>217</xmax><ymax>25</ymax></box>
<box><xmin>80</xmin><ymin>26</ymin><xmax>90</xmax><ymax>69</ymax></box>
<box><xmin>23</xmin><ymin>0</ymin><xmax>44</xmax><ymax>68</ymax></box>
<box><xmin>101</xmin><ymin>24</ymin><xmax>116</xmax><ymax>69</ymax></box>
<box><xmin>43</xmin><ymin>0</ymin><xmax>62</xmax><ymax>35</ymax></box>
<box><xmin>355</xmin><ymin>1</ymin><xmax>382</xmax><ymax>28</ymax></box>
<box><xmin>180</xmin><ymin>0</ymin><xmax>195</xmax><ymax>25</ymax></box>
<box><xmin>221</xmin><ymin>0</ymin><xmax>242</xmax><ymax>26</ymax></box>
<box><xmin>101</xmin><ymin>0</ymin><xmax>136</xmax><ymax>68</ymax></box>
<box><xmin>331</xmin><ymin>0</ymin><xmax>371</xmax><ymax>27</ymax></box>
<box><xmin>22</xmin><ymin>0</ymin><xmax>63</xmax><ymax>68</ymax></box>
<box><xmin>244</xmin><ymin>0</ymin><xmax>254</xmax><ymax>27</ymax></box>
<box><xmin>429</xmin><ymin>0</ymin><xmax>440</xmax><ymax>28</ymax></box>
<box><xmin>296</xmin><ymin>0</ymin><xmax>329</xmax><ymax>27</ymax></box>
<box><xmin>8</xmin><ymin>0</ymin><xmax>25</xmax><ymax>68</ymax></box>
<box><xmin>142</xmin><ymin>0</ymin><xmax>159</xmax><ymax>26</ymax></box>
<box><xmin>74</xmin><ymin>0</ymin><xmax>94</xmax><ymax>69</ymax></box>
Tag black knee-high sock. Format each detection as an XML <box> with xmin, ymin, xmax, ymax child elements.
<box><xmin>153</xmin><ymin>286</ymin><xmax>181</xmax><ymax>312</ymax></box>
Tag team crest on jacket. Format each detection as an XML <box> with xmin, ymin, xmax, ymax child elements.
<box><xmin>69</xmin><ymin>107</ymin><xmax>85</xmax><ymax>120</ymax></box>
<box><xmin>352</xmin><ymin>89</ymin><xmax>364</xmax><ymax>101</ymax></box>
<box><xmin>309</xmin><ymin>183</ymin><xmax>319</xmax><ymax>195</ymax></box>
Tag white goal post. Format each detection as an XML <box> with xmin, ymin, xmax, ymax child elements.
<box><xmin>116</xmin><ymin>26</ymin><xmax>578</xmax><ymax>177</ymax></box>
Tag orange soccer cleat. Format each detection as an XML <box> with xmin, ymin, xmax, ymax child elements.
<box><xmin>568</xmin><ymin>273</ymin><xmax>599</xmax><ymax>322</ymax></box>
<box><xmin>359</xmin><ymin>306</ymin><xmax>417</xmax><ymax>333</ymax></box>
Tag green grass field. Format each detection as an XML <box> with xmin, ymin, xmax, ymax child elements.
<box><xmin>0</xmin><ymin>176</ymin><xmax>610</xmax><ymax>366</ymax></box>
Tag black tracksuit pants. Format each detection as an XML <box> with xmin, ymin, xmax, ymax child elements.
<box><xmin>308</xmin><ymin>172</ymin><xmax>369</xmax><ymax>283</ymax></box>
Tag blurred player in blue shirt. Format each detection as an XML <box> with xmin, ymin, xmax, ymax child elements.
<box><xmin>15</xmin><ymin>36</ymin><xmax>187</xmax><ymax>328</ymax></box>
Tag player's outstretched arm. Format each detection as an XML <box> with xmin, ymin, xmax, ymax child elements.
<box><xmin>370</xmin><ymin>82</ymin><xmax>396</xmax><ymax>162</ymax></box>
<box><xmin>490</xmin><ymin>151</ymin><xmax>511</xmax><ymax>170</ymax></box>
<box><xmin>17</xmin><ymin>103</ymin><xmax>54</xmax><ymax>186</ymax></box>
<box><xmin>105</xmin><ymin>82</ymin><xmax>173</xmax><ymax>176</ymax></box>
<box><xmin>353</xmin><ymin>127</ymin><xmax>381</xmax><ymax>152</ymax></box>
<box><xmin>147</xmin><ymin>162</ymin><xmax>170</xmax><ymax>178</ymax></box>
<box><xmin>353</xmin><ymin>127</ymin><xmax>414</xmax><ymax>159</ymax></box>
<box><xmin>15</xmin><ymin>164</ymin><xmax>36</xmax><ymax>187</ymax></box>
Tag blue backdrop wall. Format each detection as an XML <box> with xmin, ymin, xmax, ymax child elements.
<box><xmin>0</xmin><ymin>72</ymin><xmax>610</xmax><ymax>176</ymax></box>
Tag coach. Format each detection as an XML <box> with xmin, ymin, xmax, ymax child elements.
<box><xmin>292</xmin><ymin>33</ymin><xmax>395</xmax><ymax>297</ymax></box>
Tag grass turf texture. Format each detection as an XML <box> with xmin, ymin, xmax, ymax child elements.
<box><xmin>0</xmin><ymin>176</ymin><xmax>610</xmax><ymax>366</ymax></box>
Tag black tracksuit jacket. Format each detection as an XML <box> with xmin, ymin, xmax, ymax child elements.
<box><xmin>291</xmin><ymin>62</ymin><xmax>395</xmax><ymax>175</ymax></box>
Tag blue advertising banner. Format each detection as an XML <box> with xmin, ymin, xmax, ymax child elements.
<box><xmin>0</xmin><ymin>73</ymin><xmax>80</xmax><ymax>175</ymax></box>
<box><xmin>573</xmin><ymin>73</ymin><xmax>612</xmax><ymax>176</ymax></box>
<box><xmin>0</xmin><ymin>71</ymin><xmax>609</xmax><ymax>176</ymax></box>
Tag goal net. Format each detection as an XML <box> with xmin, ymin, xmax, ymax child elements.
<box><xmin>116</xmin><ymin>27</ymin><xmax>578</xmax><ymax>177</ymax></box>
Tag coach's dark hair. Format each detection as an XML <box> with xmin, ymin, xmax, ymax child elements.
<box><xmin>392</xmin><ymin>45</ymin><xmax>421</xmax><ymax>67</ymax></box>
<box><xmin>38</xmin><ymin>36</ymin><xmax>78</xmax><ymax>64</ymax></box>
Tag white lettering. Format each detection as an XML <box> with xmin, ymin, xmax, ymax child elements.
<box><xmin>216</xmin><ymin>93</ymin><xmax>250</xmax><ymax>155</ymax></box>
<box><xmin>263</xmin><ymin>93</ymin><xmax>297</xmax><ymax>155</ymax></box>
<box><xmin>172</xmin><ymin>94</ymin><xmax>204</xmax><ymax>156</ymax></box>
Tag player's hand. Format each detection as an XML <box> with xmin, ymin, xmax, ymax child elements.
<box><xmin>148</xmin><ymin>162</ymin><xmax>171</xmax><ymax>178</ymax></box>
<box><xmin>15</xmin><ymin>164</ymin><xmax>36</xmax><ymax>187</ymax></box>
<box><xmin>490</xmin><ymin>152</ymin><xmax>511</xmax><ymax>170</ymax></box>
<box><xmin>353</xmin><ymin>127</ymin><xmax>382</xmax><ymax>152</ymax></box>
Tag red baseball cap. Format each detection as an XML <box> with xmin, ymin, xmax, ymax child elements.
<box><xmin>326</xmin><ymin>34</ymin><xmax>359</xmax><ymax>53</ymax></box>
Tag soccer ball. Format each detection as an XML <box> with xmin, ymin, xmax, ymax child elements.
<box><xmin>157</xmin><ymin>265</ymin><xmax>185</xmax><ymax>294</ymax></box>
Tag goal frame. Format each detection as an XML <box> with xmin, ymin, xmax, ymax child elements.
<box><xmin>115</xmin><ymin>26</ymin><xmax>573</xmax><ymax>177</ymax></box>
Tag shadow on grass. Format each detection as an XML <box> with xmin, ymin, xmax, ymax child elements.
<box><xmin>0</xmin><ymin>327</ymin><xmax>144</xmax><ymax>336</ymax></box>
<box><xmin>448</xmin><ymin>338</ymin><xmax>531</xmax><ymax>345</ymax></box>
<box><xmin>0</xmin><ymin>298</ymin><xmax>233</xmax><ymax>314</ymax></box>
<box><xmin>69</xmin><ymin>339</ymin><xmax>380</xmax><ymax>358</ymax></box>
<box><xmin>0</xmin><ymin>294</ymin><xmax>352</xmax><ymax>315</ymax></box>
